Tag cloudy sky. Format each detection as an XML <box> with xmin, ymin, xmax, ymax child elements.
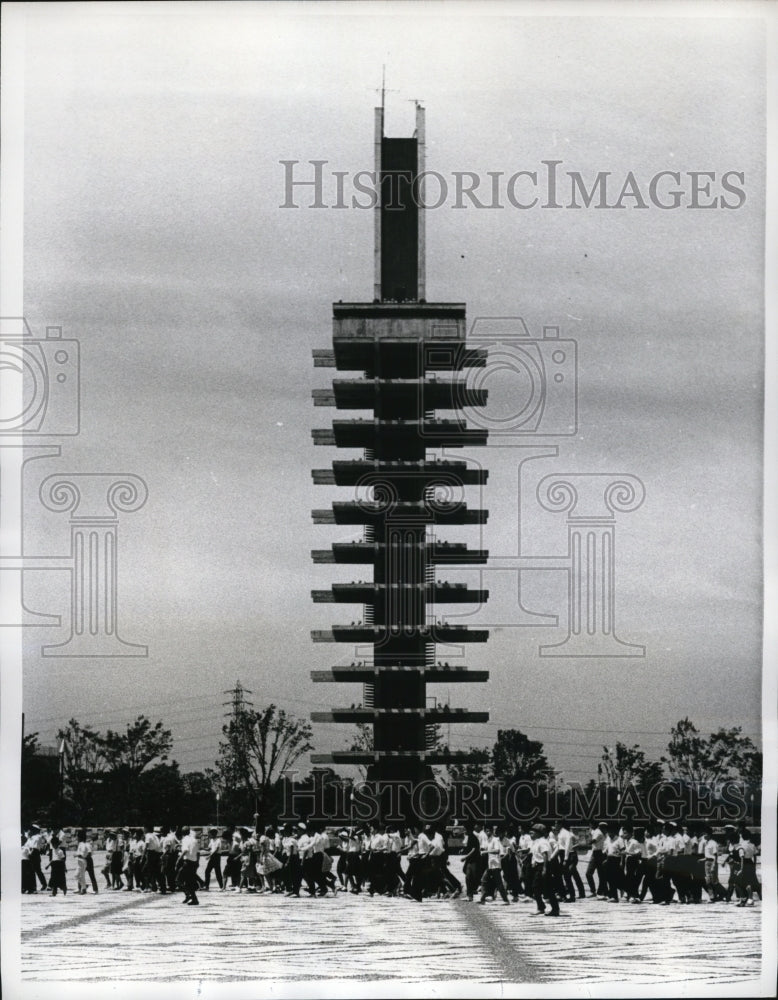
<box><xmin>13</xmin><ymin>2</ymin><xmax>767</xmax><ymax>782</ymax></box>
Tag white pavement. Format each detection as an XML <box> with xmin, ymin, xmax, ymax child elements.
<box><xmin>18</xmin><ymin>858</ymin><xmax>764</xmax><ymax>990</ymax></box>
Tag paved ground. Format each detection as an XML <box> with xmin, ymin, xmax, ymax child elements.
<box><xmin>18</xmin><ymin>858</ymin><xmax>764</xmax><ymax>990</ymax></box>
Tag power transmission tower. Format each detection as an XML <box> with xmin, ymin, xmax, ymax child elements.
<box><xmin>222</xmin><ymin>680</ymin><xmax>254</xmax><ymax>792</ymax></box>
<box><xmin>223</xmin><ymin>680</ymin><xmax>253</xmax><ymax>722</ymax></box>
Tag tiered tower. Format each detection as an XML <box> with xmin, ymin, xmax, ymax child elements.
<box><xmin>310</xmin><ymin>103</ymin><xmax>490</xmax><ymax>789</ymax></box>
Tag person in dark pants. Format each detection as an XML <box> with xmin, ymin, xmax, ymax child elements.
<box><xmin>27</xmin><ymin>826</ymin><xmax>48</xmax><ymax>890</ymax></box>
<box><xmin>21</xmin><ymin>834</ymin><xmax>36</xmax><ymax>893</ymax></box>
<box><xmin>179</xmin><ymin>826</ymin><xmax>200</xmax><ymax>905</ymax></box>
<box><xmin>403</xmin><ymin>827</ymin><xmax>422</xmax><ymax>900</ymax></box>
<box><xmin>144</xmin><ymin>825</ymin><xmax>166</xmax><ymax>893</ymax></box>
<box><xmin>110</xmin><ymin>830</ymin><xmax>125</xmax><ymax>889</ymax></box>
<box><xmin>517</xmin><ymin>825</ymin><xmax>533</xmax><ymax>899</ymax></box>
<box><xmin>624</xmin><ymin>826</ymin><xmax>645</xmax><ymax>901</ymax></box>
<box><xmin>585</xmin><ymin>821</ymin><xmax>607</xmax><ymax>897</ymax></box>
<box><xmin>47</xmin><ymin>837</ymin><xmax>67</xmax><ymax>896</ymax></box>
<box><xmin>602</xmin><ymin>825</ymin><xmax>626</xmax><ymax>902</ymax></box>
<box><xmin>386</xmin><ymin>825</ymin><xmax>406</xmax><ymax>895</ymax></box>
<box><xmin>529</xmin><ymin>824</ymin><xmax>560</xmax><ymax>916</ymax></box>
<box><xmin>204</xmin><ymin>828</ymin><xmax>224</xmax><ymax>889</ymax></box>
<box><xmin>281</xmin><ymin>824</ymin><xmax>302</xmax><ymax>897</ymax></box>
<box><xmin>84</xmin><ymin>833</ymin><xmax>100</xmax><ymax>894</ymax></box>
<box><xmin>478</xmin><ymin>826</ymin><xmax>510</xmax><ymax>905</ymax></box>
<box><xmin>500</xmin><ymin>828</ymin><xmax>520</xmax><ymax>901</ymax></box>
<box><xmin>639</xmin><ymin>824</ymin><xmax>659</xmax><ymax>902</ymax></box>
<box><xmin>556</xmin><ymin>820</ymin><xmax>585</xmax><ymax>901</ymax></box>
<box><xmin>462</xmin><ymin>824</ymin><xmax>481</xmax><ymax>901</ymax></box>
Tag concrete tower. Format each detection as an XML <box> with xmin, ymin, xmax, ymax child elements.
<box><xmin>310</xmin><ymin>104</ymin><xmax>490</xmax><ymax>794</ymax></box>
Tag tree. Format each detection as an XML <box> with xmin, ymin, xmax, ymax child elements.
<box><xmin>182</xmin><ymin>770</ymin><xmax>219</xmax><ymax>822</ymax></box>
<box><xmin>345</xmin><ymin>721</ymin><xmax>375</xmax><ymax>780</ymax></box>
<box><xmin>216</xmin><ymin>704</ymin><xmax>314</xmax><ymax>823</ymax></box>
<box><xmin>21</xmin><ymin>731</ymin><xmax>61</xmax><ymax>827</ymax></box>
<box><xmin>598</xmin><ymin>742</ymin><xmax>664</xmax><ymax>795</ymax></box>
<box><xmin>136</xmin><ymin>761</ymin><xmax>185</xmax><ymax>825</ymax></box>
<box><xmin>662</xmin><ymin>718</ymin><xmax>758</xmax><ymax>787</ymax></box>
<box><xmin>491</xmin><ymin>729</ymin><xmax>555</xmax><ymax>784</ymax></box>
<box><xmin>444</xmin><ymin>746</ymin><xmax>491</xmax><ymax>785</ymax></box>
<box><xmin>56</xmin><ymin>718</ymin><xmax>108</xmax><ymax>825</ymax></box>
<box><xmin>104</xmin><ymin>715</ymin><xmax>173</xmax><ymax>821</ymax></box>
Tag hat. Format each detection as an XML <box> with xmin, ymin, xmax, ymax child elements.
<box><xmin>297</xmin><ymin>822</ymin><xmax>307</xmax><ymax>831</ymax></box>
<box><xmin>531</xmin><ymin>823</ymin><xmax>546</xmax><ymax>834</ymax></box>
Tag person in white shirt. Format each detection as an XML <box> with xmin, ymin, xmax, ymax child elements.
<box><xmin>386</xmin><ymin>825</ymin><xmax>405</xmax><ymax>896</ymax></box>
<box><xmin>161</xmin><ymin>826</ymin><xmax>180</xmax><ymax>894</ymax></box>
<box><xmin>312</xmin><ymin>826</ymin><xmax>334</xmax><ymax>895</ymax></box>
<box><xmin>403</xmin><ymin>827</ymin><xmax>420</xmax><ymax>899</ymax></box>
<box><xmin>517</xmin><ymin>825</ymin><xmax>533</xmax><ymax>899</ymax></box>
<box><xmin>126</xmin><ymin>829</ymin><xmax>144</xmax><ymax>891</ymax></box>
<box><xmin>24</xmin><ymin>827</ymin><xmax>44</xmax><ymax>892</ymax></box>
<box><xmin>601</xmin><ymin>824</ymin><xmax>626</xmax><ymax>902</ymax></box>
<box><xmin>409</xmin><ymin>824</ymin><xmax>432</xmax><ymax>901</ymax></box>
<box><xmin>670</xmin><ymin>824</ymin><xmax>692</xmax><ymax>903</ymax></box>
<box><xmin>655</xmin><ymin>822</ymin><xmax>677</xmax><ymax>905</ymax></box>
<box><xmin>529</xmin><ymin>824</ymin><xmax>560</xmax><ymax>916</ymax></box>
<box><xmin>143</xmin><ymin>825</ymin><xmax>165</xmax><ymax>894</ymax></box>
<box><xmin>500</xmin><ymin>829</ymin><xmax>520</xmax><ymax>902</ymax></box>
<box><xmin>427</xmin><ymin>826</ymin><xmax>447</xmax><ymax>897</ymax></box>
<box><xmin>372</xmin><ymin>824</ymin><xmax>392</xmax><ymax>896</ymax></box>
<box><xmin>21</xmin><ymin>833</ymin><xmax>35</xmax><ymax>894</ymax></box>
<box><xmin>46</xmin><ymin>836</ymin><xmax>67</xmax><ymax>896</ymax></box>
<box><xmin>701</xmin><ymin>825</ymin><xmax>725</xmax><ymax>902</ymax></box>
<box><xmin>344</xmin><ymin>827</ymin><xmax>363</xmax><ymax>894</ymax></box>
<box><xmin>639</xmin><ymin>824</ymin><xmax>661</xmax><ymax>902</ymax></box>
<box><xmin>477</xmin><ymin>825</ymin><xmax>510</xmax><ymax>905</ymax></box>
<box><xmin>76</xmin><ymin>830</ymin><xmax>90</xmax><ymax>895</ymax></box>
<box><xmin>462</xmin><ymin>823</ymin><xmax>482</xmax><ymax>901</ymax></box>
<box><xmin>204</xmin><ymin>828</ymin><xmax>224</xmax><ymax>890</ymax></box>
<box><xmin>179</xmin><ymin>826</ymin><xmax>200</xmax><ymax>905</ymax></box>
<box><xmin>733</xmin><ymin>828</ymin><xmax>760</xmax><ymax>907</ymax></box>
<box><xmin>102</xmin><ymin>831</ymin><xmax>117</xmax><ymax>888</ymax></box>
<box><xmin>477</xmin><ymin>822</ymin><xmax>490</xmax><ymax>886</ymax></box>
<box><xmin>298</xmin><ymin>824</ymin><xmax>316</xmax><ymax>896</ymax></box>
<box><xmin>586</xmin><ymin>822</ymin><xmax>607</xmax><ymax>898</ymax></box>
<box><xmin>555</xmin><ymin>820</ymin><xmax>585</xmax><ymax>902</ymax></box>
<box><xmin>280</xmin><ymin>824</ymin><xmax>302</xmax><ymax>897</ymax></box>
<box><xmin>623</xmin><ymin>826</ymin><xmax>645</xmax><ymax>902</ymax></box>
<box><xmin>684</xmin><ymin>825</ymin><xmax>705</xmax><ymax>903</ymax></box>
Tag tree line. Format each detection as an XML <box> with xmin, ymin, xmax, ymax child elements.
<box><xmin>22</xmin><ymin>707</ymin><xmax>761</xmax><ymax>829</ymax></box>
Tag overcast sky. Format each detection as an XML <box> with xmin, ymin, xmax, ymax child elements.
<box><xmin>15</xmin><ymin>3</ymin><xmax>766</xmax><ymax>782</ymax></box>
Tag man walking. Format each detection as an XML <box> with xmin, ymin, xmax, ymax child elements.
<box><xmin>204</xmin><ymin>828</ymin><xmax>224</xmax><ymax>890</ymax></box>
<box><xmin>180</xmin><ymin>826</ymin><xmax>200</xmax><ymax>905</ymax></box>
<box><xmin>478</xmin><ymin>825</ymin><xmax>510</xmax><ymax>905</ymax></box>
<box><xmin>586</xmin><ymin>821</ymin><xmax>607</xmax><ymax>898</ymax></box>
<box><xmin>529</xmin><ymin>823</ymin><xmax>560</xmax><ymax>917</ymax></box>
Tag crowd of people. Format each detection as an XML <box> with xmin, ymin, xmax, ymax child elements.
<box><xmin>20</xmin><ymin>818</ymin><xmax>761</xmax><ymax>913</ymax></box>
